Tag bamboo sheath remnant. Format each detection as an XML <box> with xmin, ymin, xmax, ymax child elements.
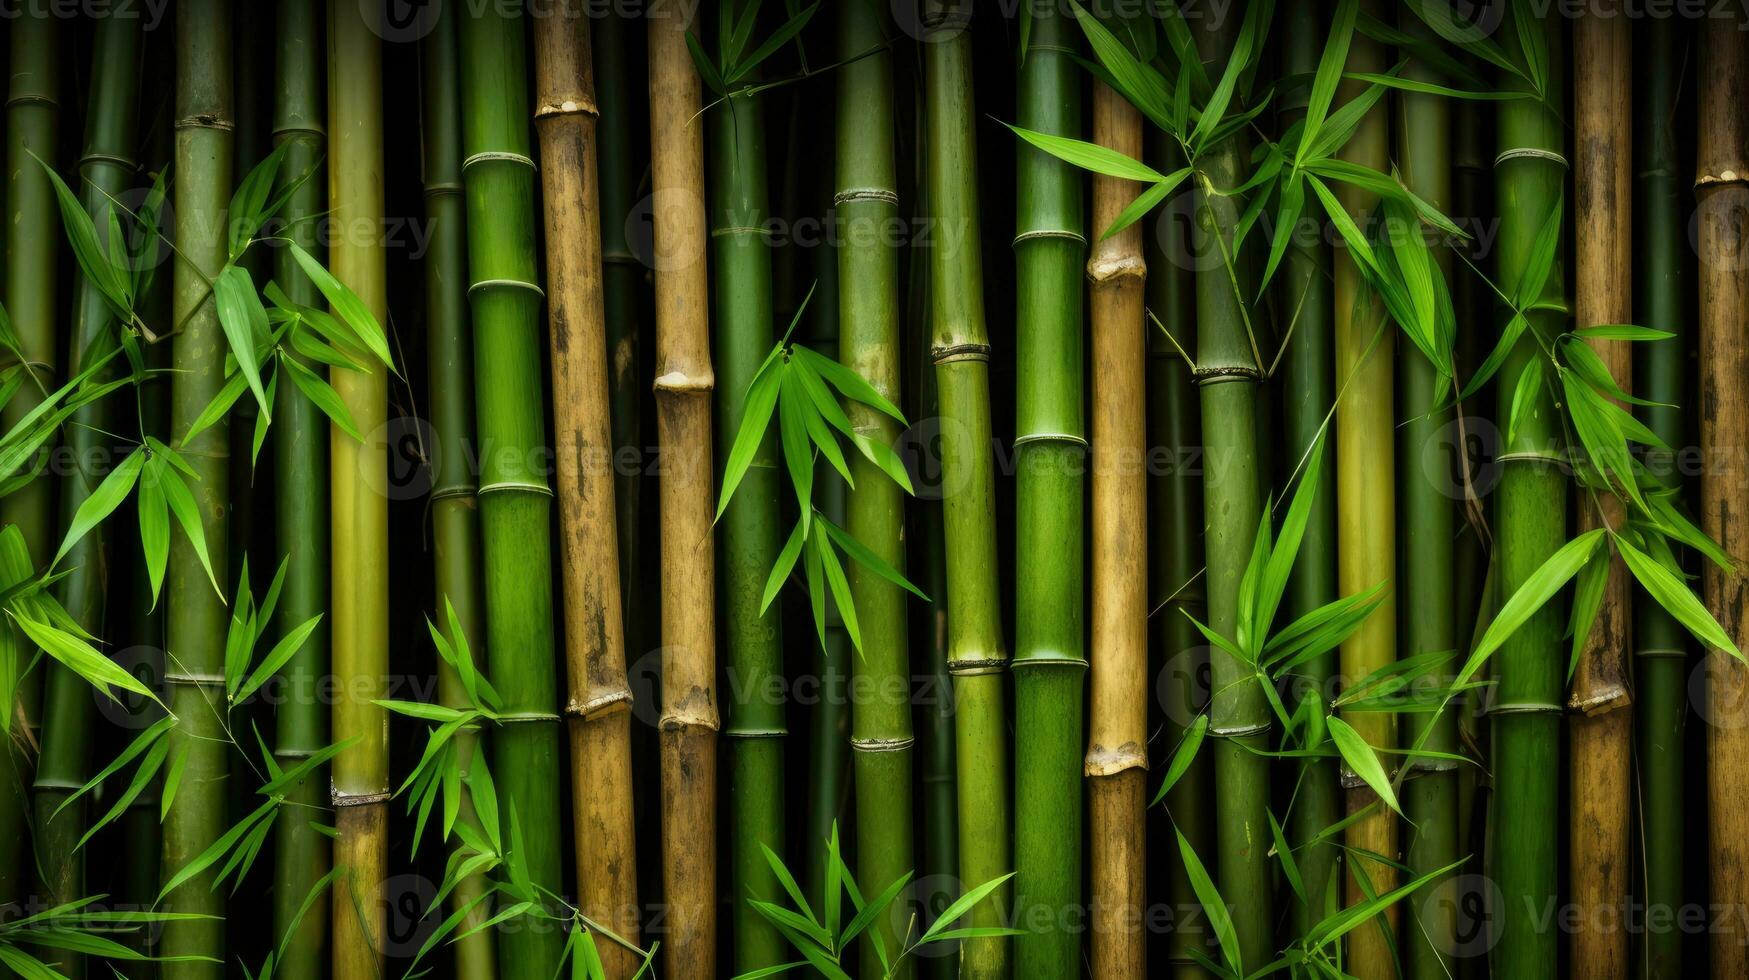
<box><xmin>270</xmin><ymin>4</ymin><xmax>332</xmax><ymax>978</ymax></box>
<box><xmin>921</xmin><ymin>6</ymin><xmax>1009</xmax><ymax>976</ymax></box>
<box><xmin>1085</xmin><ymin>78</ymin><xmax>1148</xmax><ymax>980</ymax></box>
<box><xmin>162</xmin><ymin>3</ymin><xmax>232</xmax><ymax>974</ymax></box>
<box><xmin>1700</xmin><ymin>12</ymin><xmax>1749</xmax><ymax>971</ymax></box>
<box><xmin>648</xmin><ymin>9</ymin><xmax>719</xmax><ymax>979</ymax></box>
<box><xmin>1569</xmin><ymin>12</ymin><xmax>1632</xmax><ymax>979</ymax></box>
<box><xmin>1492</xmin><ymin>6</ymin><xmax>1567</xmax><ymax>976</ymax></box>
<box><xmin>1394</xmin><ymin>12</ymin><xmax>1457</xmax><ymax>979</ymax></box>
<box><xmin>1191</xmin><ymin>12</ymin><xmax>1271</xmax><ymax>969</ymax></box>
<box><xmin>30</xmin><ymin>17</ymin><xmax>139</xmax><ymax>971</ymax></box>
<box><xmin>419</xmin><ymin>7</ymin><xmax>496</xmax><ymax>978</ymax></box>
<box><xmin>1331</xmin><ymin>10</ymin><xmax>1397</xmax><ymax>971</ymax></box>
<box><xmin>532</xmin><ymin>8</ymin><xmax>643</xmax><ymax>977</ymax></box>
<box><xmin>328</xmin><ymin>4</ymin><xmax>390</xmax><ymax>975</ymax></box>
<box><xmin>1634</xmin><ymin>16</ymin><xmax>1689</xmax><ymax>979</ymax></box>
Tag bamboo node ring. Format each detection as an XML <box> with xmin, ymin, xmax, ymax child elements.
<box><xmin>78</xmin><ymin>152</ymin><xmax>135</xmax><ymax>172</ymax></box>
<box><xmin>535</xmin><ymin>97</ymin><xmax>599</xmax><ymax>119</ymax></box>
<box><xmin>947</xmin><ymin>656</ymin><xmax>1008</xmax><ymax>675</ymax></box>
<box><xmin>423</xmin><ymin>180</ymin><xmax>465</xmax><ymax>197</ymax></box>
<box><xmin>428</xmin><ymin>484</ymin><xmax>478</xmax><ymax>503</ymax></box>
<box><xmin>467</xmin><ymin>277</ymin><xmax>546</xmax><ymax>299</ymax></box>
<box><xmin>1012</xmin><ymin>431</ymin><xmax>1088</xmax><ymax>448</ymax></box>
<box><xmin>1193</xmin><ymin>364</ymin><xmax>1263</xmax><ymax>385</ymax></box>
<box><xmin>931</xmin><ymin>342</ymin><xmax>992</xmax><ymax>364</ymax></box>
<box><xmin>496</xmin><ymin>711</ymin><xmax>563</xmax><ymax>724</ymax></box>
<box><xmin>332</xmin><ymin>791</ymin><xmax>392</xmax><ymax>807</ymax></box>
<box><xmin>1481</xmin><ymin>700</ymin><xmax>1564</xmax><ymax>717</ymax></box>
<box><xmin>1087</xmin><ymin>254</ymin><xmax>1147</xmax><ymax>285</ymax></box>
<box><xmin>723</xmin><ymin>727</ymin><xmax>789</xmax><ymax>739</ymax></box>
<box><xmin>175</xmin><ymin>114</ymin><xmax>235</xmax><ymax>132</ymax></box>
<box><xmin>653</xmin><ymin>370</ymin><xmax>715</xmax><ymax>393</ymax></box>
<box><xmin>164</xmin><ymin>672</ymin><xmax>227</xmax><ymax>687</ymax></box>
<box><xmin>851</xmin><ymin>736</ymin><xmax>915</xmax><ymax>752</ymax></box>
<box><xmin>463</xmin><ymin>150</ymin><xmax>537</xmax><ymax>172</ymax></box>
<box><xmin>1696</xmin><ymin>168</ymin><xmax>1749</xmax><ymax>188</ymax></box>
<box><xmin>567</xmin><ymin>690</ymin><xmax>634</xmax><ymax>718</ymax></box>
<box><xmin>834</xmin><ymin>187</ymin><xmax>899</xmax><ymax>206</ymax></box>
<box><xmin>1209</xmin><ymin>720</ymin><xmax>1271</xmax><ymax>738</ymax></box>
<box><xmin>1494</xmin><ymin>146</ymin><xmax>1568</xmax><ymax>168</ymax></box>
<box><xmin>271</xmin><ymin>125</ymin><xmax>327</xmax><ymax>142</ymax></box>
<box><xmin>1013</xmin><ymin>228</ymin><xmax>1088</xmax><ymax>246</ymax></box>
<box><xmin>477</xmin><ymin>480</ymin><xmax>554</xmax><ymax>497</ymax></box>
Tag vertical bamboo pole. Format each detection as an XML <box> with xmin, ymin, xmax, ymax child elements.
<box><xmin>1332</xmin><ymin>6</ymin><xmax>1396</xmax><ymax>971</ymax></box>
<box><xmin>420</xmin><ymin>8</ymin><xmax>496</xmax><ymax>977</ymax></box>
<box><xmin>1013</xmin><ymin>6</ymin><xmax>1086</xmax><ymax>974</ymax></box>
<box><xmin>1699</xmin><ymin>11</ymin><xmax>1749</xmax><ymax>975</ymax></box>
<box><xmin>1279</xmin><ymin>0</ymin><xmax>1340</xmax><ymax>934</ymax></box>
<box><xmin>532</xmin><ymin>8</ymin><xmax>644</xmax><ymax>976</ymax></box>
<box><xmin>327</xmin><ymin>3</ymin><xmax>388</xmax><ymax>976</ymax></box>
<box><xmin>1569</xmin><ymin>12</ymin><xmax>1632</xmax><ymax>978</ymax></box>
<box><xmin>648</xmin><ymin>8</ymin><xmax>718</xmax><ymax>977</ymax></box>
<box><xmin>0</xmin><ymin>7</ymin><xmax>59</xmax><ymax>919</ymax></box>
<box><xmin>1190</xmin><ymin>13</ymin><xmax>1271</xmax><ymax>968</ymax></box>
<box><xmin>921</xmin><ymin>6</ymin><xmax>1008</xmax><ymax>975</ymax></box>
<box><xmin>459</xmin><ymin>6</ymin><xmax>569</xmax><ymax>975</ymax></box>
<box><xmin>270</xmin><ymin>5</ymin><xmax>332</xmax><ymax>977</ymax></box>
<box><xmin>1085</xmin><ymin>78</ymin><xmax>1147</xmax><ymax>980</ymax></box>
<box><xmin>836</xmin><ymin>5</ymin><xmax>912</xmax><ymax>976</ymax></box>
<box><xmin>1395</xmin><ymin>14</ymin><xmax>1456</xmax><ymax>979</ymax></box>
<box><xmin>1634</xmin><ymin>16</ymin><xmax>1689</xmax><ymax>978</ymax></box>
<box><xmin>1492</xmin><ymin>6</ymin><xmax>1567</xmax><ymax>976</ymax></box>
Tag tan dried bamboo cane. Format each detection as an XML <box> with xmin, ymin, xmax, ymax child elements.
<box><xmin>531</xmin><ymin>7</ymin><xmax>641</xmax><ymax>975</ymax></box>
<box><xmin>648</xmin><ymin>10</ymin><xmax>717</xmax><ymax>978</ymax></box>
<box><xmin>1084</xmin><ymin>78</ymin><xmax>1148</xmax><ymax>980</ymax></box>
<box><xmin>1569</xmin><ymin>12</ymin><xmax>1632</xmax><ymax>978</ymax></box>
<box><xmin>1699</xmin><ymin>13</ymin><xmax>1749</xmax><ymax>971</ymax></box>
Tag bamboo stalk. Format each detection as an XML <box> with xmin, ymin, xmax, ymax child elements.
<box><xmin>161</xmin><ymin>2</ymin><xmax>232</xmax><ymax>973</ymax></box>
<box><xmin>0</xmin><ymin>7</ymin><xmax>59</xmax><ymax>921</ymax></box>
<box><xmin>459</xmin><ymin>6</ymin><xmax>569</xmax><ymax>975</ymax></box>
<box><xmin>28</xmin><ymin>20</ymin><xmax>140</xmax><ymax>973</ymax></box>
<box><xmin>1699</xmin><ymin>12</ymin><xmax>1749</xmax><ymax>976</ymax></box>
<box><xmin>1085</xmin><ymin>77</ymin><xmax>1147</xmax><ymax>980</ymax></box>
<box><xmin>532</xmin><ymin>8</ymin><xmax>644</xmax><ymax>976</ymax></box>
<box><xmin>1492</xmin><ymin>6</ymin><xmax>1567</xmax><ymax>976</ymax></box>
<box><xmin>836</xmin><ymin>5</ymin><xmax>912</xmax><ymax>976</ymax></box>
<box><xmin>327</xmin><ymin>4</ymin><xmax>389</xmax><ymax>976</ymax></box>
<box><xmin>420</xmin><ymin>8</ymin><xmax>496</xmax><ymax>977</ymax></box>
<box><xmin>1394</xmin><ymin>13</ymin><xmax>1457</xmax><ymax>979</ymax></box>
<box><xmin>647</xmin><ymin>9</ymin><xmax>718</xmax><ymax>977</ymax></box>
<box><xmin>268</xmin><ymin>5</ymin><xmax>331</xmax><ymax>977</ymax></box>
<box><xmin>1013</xmin><ymin>6</ymin><xmax>1086</xmax><ymax>974</ymax></box>
<box><xmin>1331</xmin><ymin>6</ymin><xmax>1397</xmax><ymax>970</ymax></box>
<box><xmin>1634</xmin><ymin>16</ymin><xmax>1689</xmax><ymax>978</ymax></box>
<box><xmin>1569</xmin><ymin>12</ymin><xmax>1633</xmax><ymax>978</ymax></box>
<box><xmin>1190</xmin><ymin>13</ymin><xmax>1271</xmax><ymax>969</ymax></box>
<box><xmin>920</xmin><ymin>7</ymin><xmax>1008</xmax><ymax>976</ymax></box>
<box><xmin>1143</xmin><ymin>128</ymin><xmax>1211</xmax><ymax>980</ymax></box>
<box><xmin>1278</xmin><ymin>0</ymin><xmax>1340</xmax><ymax>934</ymax></box>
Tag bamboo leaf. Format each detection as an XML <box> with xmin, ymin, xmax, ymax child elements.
<box><xmin>286</xmin><ymin>242</ymin><xmax>395</xmax><ymax>370</ymax></box>
<box><xmin>717</xmin><ymin>361</ymin><xmax>784</xmax><ymax>520</ymax></box>
<box><xmin>1616</xmin><ymin>532</ymin><xmax>1742</xmax><ymax>660</ymax></box>
<box><xmin>282</xmin><ymin>355</ymin><xmax>363</xmax><ymax>442</ymax></box>
<box><xmin>812</xmin><ymin>531</ymin><xmax>860</xmax><ymax>653</ymax></box>
<box><xmin>777</xmin><ymin>372</ymin><xmax>818</xmax><ymax>527</ymax></box>
<box><xmin>1150</xmin><ymin>714</ymin><xmax>1208</xmax><ymax>806</ymax></box>
<box><xmin>1177</xmin><ymin>827</ymin><xmax>1242</xmax><ymax>976</ymax></box>
<box><xmin>137</xmin><ymin>462</ymin><xmax>169</xmax><ymax>605</ymax></box>
<box><xmin>233</xmin><ymin>614</ymin><xmax>323</xmax><ymax>705</ymax></box>
<box><xmin>1268</xmin><ymin>810</ymin><xmax>1307</xmax><ymax>906</ymax></box>
<box><xmin>1327</xmin><ymin>716</ymin><xmax>1401</xmax><ymax>816</ymax></box>
<box><xmin>920</xmin><ymin>872</ymin><xmax>1016</xmax><ymax>944</ymax></box>
<box><xmin>816</xmin><ymin>514</ymin><xmax>928</xmax><ymax>601</ymax></box>
<box><xmin>158</xmin><ymin>465</ymin><xmax>222</xmax><ymax>597</ymax></box>
<box><xmin>1004</xmin><ymin>123</ymin><xmax>1166</xmax><ymax>183</ymax></box>
<box><xmin>761</xmin><ymin>520</ymin><xmax>807</xmax><ymax>614</ymax></box>
<box><xmin>52</xmin><ymin>446</ymin><xmax>145</xmax><ymax>567</ymax></box>
<box><xmin>10</xmin><ymin>610</ymin><xmax>161</xmax><ymax>708</ymax></box>
<box><xmin>1297</xmin><ymin>0</ymin><xmax>1357</xmax><ymax>160</ymax></box>
<box><xmin>212</xmin><ymin>264</ymin><xmax>274</xmax><ymax>420</ymax></box>
<box><xmin>1462</xmin><ymin>529</ymin><xmax>1607</xmax><ymax>686</ymax></box>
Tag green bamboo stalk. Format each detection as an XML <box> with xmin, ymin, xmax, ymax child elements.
<box><xmin>921</xmin><ymin>7</ymin><xmax>1008</xmax><ymax>976</ymax></box>
<box><xmin>421</xmin><ymin>9</ymin><xmax>496</xmax><ymax>978</ymax></box>
<box><xmin>1633</xmin><ymin>16</ymin><xmax>1688</xmax><ymax>978</ymax></box>
<box><xmin>1143</xmin><ymin>127</ymin><xmax>1211</xmax><ymax>980</ymax></box>
<box><xmin>161</xmin><ymin>2</ymin><xmax>232</xmax><ymax>973</ymax></box>
<box><xmin>1395</xmin><ymin>14</ymin><xmax>1457</xmax><ymax>978</ymax></box>
<box><xmin>0</xmin><ymin>8</ymin><xmax>59</xmax><ymax>923</ymax></box>
<box><xmin>1190</xmin><ymin>13</ymin><xmax>1271</xmax><ymax>970</ymax></box>
<box><xmin>707</xmin><ymin>35</ymin><xmax>787</xmax><ymax>978</ymax></box>
<box><xmin>459</xmin><ymin>7</ymin><xmax>568</xmax><ymax>976</ymax></box>
<box><xmin>1012</xmin><ymin>6</ymin><xmax>1085</xmax><ymax>975</ymax></box>
<box><xmin>269</xmin><ymin>5</ymin><xmax>331</xmax><ymax>977</ymax></box>
<box><xmin>327</xmin><ymin>4</ymin><xmax>389</xmax><ymax>976</ymax></box>
<box><xmin>227</xmin><ymin>0</ymin><xmax>270</xmax><ymax>568</ymax></box>
<box><xmin>27</xmin><ymin>17</ymin><xmax>140</xmax><ymax>976</ymax></box>
<box><xmin>1277</xmin><ymin>0</ymin><xmax>1340</xmax><ymax>935</ymax></box>
<box><xmin>837</xmin><ymin>5</ymin><xmax>912</xmax><ymax>976</ymax></box>
<box><xmin>1491</xmin><ymin>6</ymin><xmax>1567</xmax><ymax>977</ymax></box>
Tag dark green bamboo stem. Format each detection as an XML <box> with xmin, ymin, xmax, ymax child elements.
<box><xmin>1191</xmin><ymin>12</ymin><xmax>1271</xmax><ymax>970</ymax></box>
<box><xmin>837</xmin><ymin>5</ymin><xmax>912</xmax><ymax>976</ymax></box>
<box><xmin>421</xmin><ymin>9</ymin><xmax>496</xmax><ymax>978</ymax></box>
<box><xmin>459</xmin><ymin>7</ymin><xmax>568</xmax><ymax>975</ymax></box>
<box><xmin>1012</xmin><ymin>7</ymin><xmax>1085</xmax><ymax>976</ymax></box>
<box><xmin>1634</xmin><ymin>16</ymin><xmax>1687</xmax><ymax>978</ymax></box>
<box><xmin>921</xmin><ymin>7</ymin><xmax>1008</xmax><ymax>975</ymax></box>
<box><xmin>1396</xmin><ymin>14</ymin><xmax>1457</xmax><ymax>978</ymax></box>
<box><xmin>162</xmin><ymin>3</ymin><xmax>232</xmax><ymax>973</ymax></box>
<box><xmin>269</xmin><ymin>5</ymin><xmax>331</xmax><ymax>976</ymax></box>
<box><xmin>1491</xmin><ymin>7</ymin><xmax>1567</xmax><ymax>977</ymax></box>
<box><xmin>1278</xmin><ymin>0</ymin><xmax>1340</xmax><ymax>935</ymax></box>
<box><xmin>708</xmin><ymin>45</ymin><xmax>786</xmax><ymax>979</ymax></box>
<box><xmin>0</xmin><ymin>9</ymin><xmax>59</xmax><ymax>924</ymax></box>
<box><xmin>28</xmin><ymin>18</ymin><xmax>140</xmax><ymax>976</ymax></box>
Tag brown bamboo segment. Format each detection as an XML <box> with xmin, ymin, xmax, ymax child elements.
<box><xmin>1333</xmin><ymin>4</ymin><xmax>1396</xmax><ymax>971</ymax></box>
<box><xmin>1569</xmin><ymin>12</ymin><xmax>1632</xmax><ymax>978</ymax></box>
<box><xmin>532</xmin><ymin>6</ymin><xmax>642</xmax><ymax>976</ymax></box>
<box><xmin>1084</xmin><ymin>79</ymin><xmax>1148</xmax><ymax>980</ymax></box>
<box><xmin>648</xmin><ymin>10</ymin><xmax>718</xmax><ymax>978</ymax></box>
<box><xmin>1699</xmin><ymin>14</ymin><xmax>1749</xmax><ymax>970</ymax></box>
